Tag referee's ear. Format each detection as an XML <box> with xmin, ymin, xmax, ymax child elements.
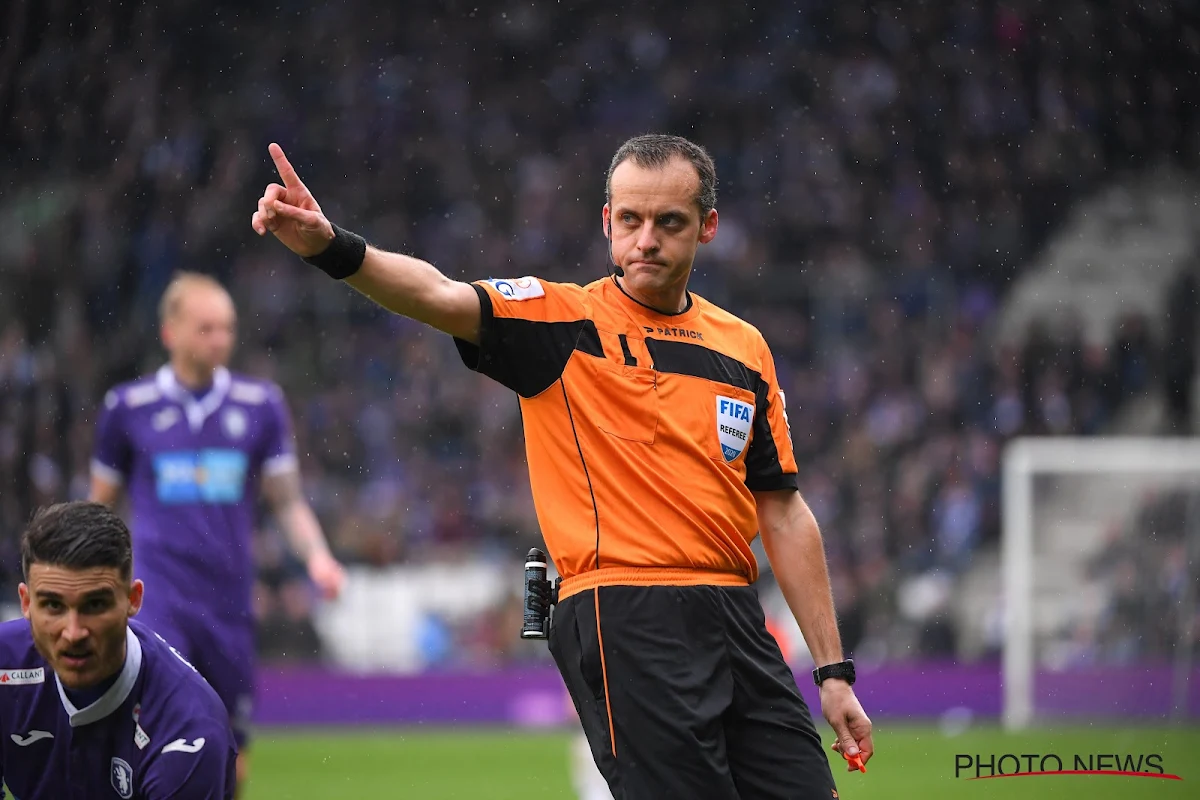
<box><xmin>698</xmin><ymin>208</ymin><xmax>718</xmax><ymax>244</ymax></box>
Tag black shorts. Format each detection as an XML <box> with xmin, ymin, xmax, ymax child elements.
<box><xmin>549</xmin><ymin>584</ymin><xmax>838</xmax><ymax>800</ymax></box>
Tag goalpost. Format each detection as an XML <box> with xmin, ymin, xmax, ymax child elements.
<box><xmin>1002</xmin><ymin>437</ymin><xmax>1200</xmax><ymax>730</ymax></box>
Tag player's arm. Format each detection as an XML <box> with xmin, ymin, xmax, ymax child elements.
<box><xmin>251</xmin><ymin>143</ymin><xmax>480</xmax><ymax>344</ymax></box>
<box><xmin>89</xmin><ymin>389</ymin><xmax>132</xmax><ymax>507</ymax></box>
<box><xmin>262</xmin><ymin>467</ymin><xmax>344</xmax><ymax>599</ymax></box>
<box><xmin>260</xmin><ymin>386</ymin><xmax>345</xmax><ymax>599</ymax></box>
<box><xmin>89</xmin><ymin>472</ymin><xmax>124</xmax><ymax>506</ymax></box>
<box><xmin>140</xmin><ymin>723</ymin><xmax>235</xmax><ymax>799</ymax></box>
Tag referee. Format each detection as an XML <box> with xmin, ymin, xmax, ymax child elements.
<box><xmin>252</xmin><ymin>134</ymin><xmax>873</xmax><ymax>798</ymax></box>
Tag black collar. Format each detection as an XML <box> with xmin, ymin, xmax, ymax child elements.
<box><xmin>611</xmin><ymin>275</ymin><xmax>693</xmax><ymax>317</ymax></box>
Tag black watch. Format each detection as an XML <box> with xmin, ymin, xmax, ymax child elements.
<box><xmin>813</xmin><ymin>659</ymin><xmax>856</xmax><ymax>687</ymax></box>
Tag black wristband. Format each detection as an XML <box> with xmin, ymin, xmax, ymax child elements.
<box><xmin>303</xmin><ymin>223</ymin><xmax>367</xmax><ymax>280</ymax></box>
<box><xmin>813</xmin><ymin>659</ymin><xmax>856</xmax><ymax>686</ymax></box>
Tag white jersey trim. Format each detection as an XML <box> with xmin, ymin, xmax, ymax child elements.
<box><xmin>90</xmin><ymin>459</ymin><xmax>126</xmax><ymax>487</ymax></box>
<box><xmin>262</xmin><ymin>453</ymin><xmax>299</xmax><ymax>477</ymax></box>
<box><xmin>229</xmin><ymin>381</ymin><xmax>269</xmax><ymax>405</ymax></box>
<box><xmin>156</xmin><ymin>366</ymin><xmax>232</xmax><ymax>433</ymax></box>
<box><xmin>57</xmin><ymin>627</ymin><xmax>143</xmax><ymax>728</ymax></box>
<box><xmin>124</xmin><ymin>383</ymin><xmax>161</xmax><ymax>409</ymax></box>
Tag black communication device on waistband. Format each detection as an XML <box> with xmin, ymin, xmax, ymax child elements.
<box><xmin>521</xmin><ymin>547</ymin><xmax>558</xmax><ymax>639</ymax></box>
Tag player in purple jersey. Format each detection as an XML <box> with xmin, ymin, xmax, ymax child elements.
<box><xmin>0</xmin><ymin>501</ymin><xmax>237</xmax><ymax>799</ymax></box>
<box><xmin>89</xmin><ymin>272</ymin><xmax>345</xmax><ymax>796</ymax></box>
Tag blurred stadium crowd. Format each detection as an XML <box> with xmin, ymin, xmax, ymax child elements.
<box><xmin>1</xmin><ymin>0</ymin><xmax>1196</xmax><ymax>666</ymax></box>
<box><xmin>1073</xmin><ymin>487</ymin><xmax>1198</xmax><ymax>667</ymax></box>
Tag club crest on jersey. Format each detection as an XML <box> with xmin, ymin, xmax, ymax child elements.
<box><xmin>484</xmin><ymin>276</ymin><xmax>545</xmax><ymax>301</ymax></box>
<box><xmin>111</xmin><ymin>757</ymin><xmax>134</xmax><ymax>798</ymax></box>
<box><xmin>221</xmin><ymin>407</ymin><xmax>247</xmax><ymax>440</ymax></box>
<box><xmin>716</xmin><ymin>396</ymin><xmax>754</xmax><ymax>462</ymax></box>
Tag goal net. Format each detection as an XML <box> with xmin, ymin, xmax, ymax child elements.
<box><xmin>1002</xmin><ymin>437</ymin><xmax>1200</xmax><ymax>729</ymax></box>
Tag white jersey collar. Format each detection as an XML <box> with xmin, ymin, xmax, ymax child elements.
<box><xmin>56</xmin><ymin>625</ymin><xmax>143</xmax><ymax>728</ymax></box>
<box><xmin>156</xmin><ymin>365</ymin><xmax>231</xmax><ymax>432</ymax></box>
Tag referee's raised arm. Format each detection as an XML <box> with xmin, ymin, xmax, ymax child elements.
<box><xmin>251</xmin><ymin>143</ymin><xmax>482</xmax><ymax>344</ymax></box>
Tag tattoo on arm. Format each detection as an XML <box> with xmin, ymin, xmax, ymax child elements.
<box><xmin>264</xmin><ymin>469</ymin><xmax>321</xmax><ymax>560</ymax></box>
<box><xmin>264</xmin><ymin>469</ymin><xmax>303</xmax><ymax>510</ymax></box>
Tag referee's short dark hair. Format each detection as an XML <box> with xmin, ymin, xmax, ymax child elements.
<box><xmin>21</xmin><ymin>501</ymin><xmax>133</xmax><ymax>582</ymax></box>
<box><xmin>606</xmin><ymin>134</ymin><xmax>718</xmax><ymax>217</ymax></box>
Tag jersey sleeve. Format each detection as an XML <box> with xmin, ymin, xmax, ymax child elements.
<box><xmin>744</xmin><ymin>337</ymin><xmax>798</xmax><ymax>492</ymax></box>
<box><xmin>140</xmin><ymin>719</ymin><xmax>236</xmax><ymax>799</ymax></box>
<box><xmin>92</xmin><ymin>389</ymin><xmax>133</xmax><ymax>485</ymax></box>
<box><xmin>261</xmin><ymin>385</ymin><xmax>299</xmax><ymax>477</ymax></box>
<box><xmin>453</xmin><ymin>277</ymin><xmax>593</xmax><ymax>398</ymax></box>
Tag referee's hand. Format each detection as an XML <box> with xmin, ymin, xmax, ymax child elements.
<box><xmin>821</xmin><ymin>680</ymin><xmax>874</xmax><ymax>771</ymax></box>
<box><xmin>252</xmin><ymin>143</ymin><xmax>336</xmax><ymax>258</ymax></box>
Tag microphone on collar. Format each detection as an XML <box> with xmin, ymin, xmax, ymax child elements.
<box><xmin>606</xmin><ymin>219</ymin><xmax>624</xmax><ymax>278</ymax></box>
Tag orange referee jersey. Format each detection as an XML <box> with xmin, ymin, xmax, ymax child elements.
<box><xmin>454</xmin><ymin>275</ymin><xmax>797</xmax><ymax>600</ymax></box>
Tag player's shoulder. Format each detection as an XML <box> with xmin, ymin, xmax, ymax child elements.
<box><xmin>226</xmin><ymin>372</ymin><xmax>284</xmax><ymax>406</ymax></box>
<box><xmin>0</xmin><ymin>620</ymin><xmax>46</xmax><ymax>706</ymax></box>
<box><xmin>133</xmin><ymin>621</ymin><xmax>209</xmax><ymax>693</ymax></box>
<box><xmin>135</xmin><ymin>627</ymin><xmax>237</xmax><ymax>787</ymax></box>
<box><xmin>102</xmin><ymin>373</ymin><xmax>165</xmax><ymax>412</ymax></box>
<box><xmin>0</xmin><ymin>618</ymin><xmax>38</xmax><ymax>663</ymax></box>
<box><xmin>132</xmin><ymin>622</ymin><xmax>229</xmax><ymax>719</ymax></box>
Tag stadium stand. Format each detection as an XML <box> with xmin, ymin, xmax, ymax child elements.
<box><xmin>0</xmin><ymin>0</ymin><xmax>1196</xmax><ymax>667</ymax></box>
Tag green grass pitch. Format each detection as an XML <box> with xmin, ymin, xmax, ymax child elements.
<box><xmin>240</xmin><ymin>724</ymin><xmax>1200</xmax><ymax>799</ymax></box>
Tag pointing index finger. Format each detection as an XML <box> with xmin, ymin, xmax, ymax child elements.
<box><xmin>269</xmin><ymin>142</ymin><xmax>304</xmax><ymax>189</ymax></box>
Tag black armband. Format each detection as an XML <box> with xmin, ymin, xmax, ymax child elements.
<box><xmin>303</xmin><ymin>224</ymin><xmax>367</xmax><ymax>280</ymax></box>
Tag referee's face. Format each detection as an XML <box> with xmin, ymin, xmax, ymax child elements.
<box><xmin>605</xmin><ymin>156</ymin><xmax>718</xmax><ymax>312</ymax></box>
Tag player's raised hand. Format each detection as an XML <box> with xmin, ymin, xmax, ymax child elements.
<box><xmin>252</xmin><ymin>143</ymin><xmax>335</xmax><ymax>257</ymax></box>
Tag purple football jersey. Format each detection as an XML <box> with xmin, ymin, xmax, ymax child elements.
<box><xmin>0</xmin><ymin>618</ymin><xmax>237</xmax><ymax>799</ymax></box>
<box><xmin>92</xmin><ymin>366</ymin><xmax>297</xmax><ymax>621</ymax></box>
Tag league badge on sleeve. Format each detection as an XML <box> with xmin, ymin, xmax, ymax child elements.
<box><xmin>716</xmin><ymin>396</ymin><xmax>754</xmax><ymax>462</ymax></box>
<box><xmin>484</xmin><ymin>276</ymin><xmax>545</xmax><ymax>301</ymax></box>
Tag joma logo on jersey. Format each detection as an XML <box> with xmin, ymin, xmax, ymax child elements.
<box><xmin>716</xmin><ymin>397</ymin><xmax>754</xmax><ymax>462</ymax></box>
